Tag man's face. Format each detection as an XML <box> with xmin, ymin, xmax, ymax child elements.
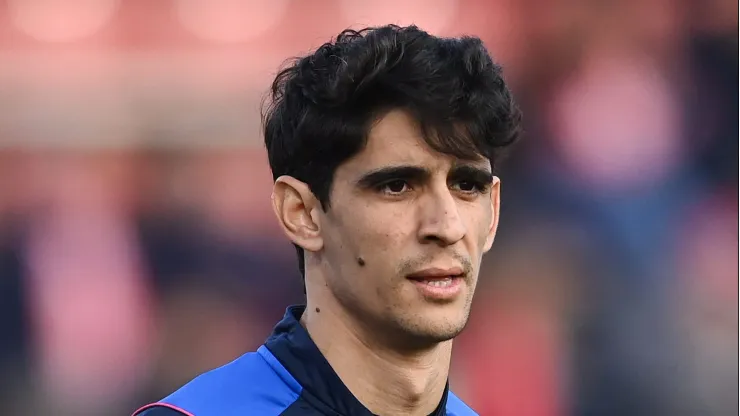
<box><xmin>317</xmin><ymin>110</ymin><xmax>500</xmax><ymax>346</ymax></box>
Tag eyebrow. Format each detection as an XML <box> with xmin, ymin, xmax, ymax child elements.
<box><xmin>448</xmin><ymin>165</ymin><xmax>495</xmax><ymax>185</ymax></box>
<box><xmin>356</xmin><ymin>165</ymin><xmax>430</xmax><ymax>188</ymax></box>
<box><xmin>355</xmin><ymin>164</ymin><xmax>493</xmax><ymax>188</ymax></box>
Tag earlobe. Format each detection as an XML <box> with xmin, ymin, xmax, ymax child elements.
<box><xmin>271</xmin><ymin>176</ymin><xmax>324</xmax><ymax>252</ymax></box>
<box><xmin>483</xmin><ymin>177</ymin><xmax>501</xmax><ymax>252</ymax></box>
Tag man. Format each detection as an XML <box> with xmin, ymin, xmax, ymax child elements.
<box><xmin>134</xmin><ymin>24</ymin><xmax>521</xmax><ymax>416</ymax></box>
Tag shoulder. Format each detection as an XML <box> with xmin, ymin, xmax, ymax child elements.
<box><xmin>446</xmin><ymin>391</ymin><xmax>478</xmax><ymax>416</ymax></box>
<box><xmin>135</xmin><ymin>346</ymin><xmax>303</xmax><ymax>416</ymax></box>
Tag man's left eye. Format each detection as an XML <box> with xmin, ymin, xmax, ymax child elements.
<box><xmin>455</xmin><ymin>181</ymin><xmax>481</xmax><ymax>192</ymax></box>
<box><xmin>457</xmin><ymin>181</ymin><xmax>476</xmax><ymax>191</ymax></box>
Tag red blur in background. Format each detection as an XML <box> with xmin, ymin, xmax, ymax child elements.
<box><xmin>0</xmin><ymin>1</ymin><xmax>736</xmax><ymax>415</ymax></box>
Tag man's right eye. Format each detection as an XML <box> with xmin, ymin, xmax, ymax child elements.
<box><xmin>380</xmin><ymin>180</ymin><xmax>410</xmax><ymax>194</ymax></box>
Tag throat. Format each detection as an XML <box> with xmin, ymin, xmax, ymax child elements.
<box><xmin>302</xmin><ymin>303</ymin><xmax>451</xmax><ymax>415</ymax></box>
<box><xmin>361</xmin><ymin>363</ymin><xmax>448</xmax><ymax>415</ymax></box>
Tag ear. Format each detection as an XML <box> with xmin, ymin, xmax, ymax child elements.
<box><xmin>271</xmin><ymin>175</ymin><xmax>324</xmax><ymax>253</ymax></box>
<box><xmin>483</xmin><ymin>177</ymin><xmax>501</xmax><ymax>253</ymax></box>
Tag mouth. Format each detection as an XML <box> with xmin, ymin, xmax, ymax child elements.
<box><xmin>407</xmin><ymin>266</ymin><xmax>465</xmax><ymax>280</ymax></box>
<box><xmin>406</xmin><ymin>267</ymin><xmax>465</xmax><ymax>300</ymax></box>
<box><xmin>414</xmin><ymin>276</ymin><xmax>458</xmax><ymax>288</ymax></box>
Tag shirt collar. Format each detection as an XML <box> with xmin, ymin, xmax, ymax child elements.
<box><xmin>264</xmin><ymin>305</ymin><xmax>449</xmax><ymax>416</ymax></box>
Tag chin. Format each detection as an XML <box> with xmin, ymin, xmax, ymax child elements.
<box><xmin>397</xmin><ymin>306</ymin><xmax>471</xmax><ymax>345</ymax></box>
<box><xmin>420</xmin><ymin>327</ymin><xmax>466</xmax><ymax>344</ymax></box>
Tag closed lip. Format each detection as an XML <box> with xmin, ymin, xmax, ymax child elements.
<box><xmin>406</xmin><ymin>267</ymin><xmax>464</xmax><ymax>280</ymax></box>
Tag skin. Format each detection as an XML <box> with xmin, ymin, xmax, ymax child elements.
<box><xmin>271</xmin><ymin>110</ymin><xmax>501</xmax><ymax>415</ymax></box>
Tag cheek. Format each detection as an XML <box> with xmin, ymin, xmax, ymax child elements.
<box><xmin>356</xmin><ymin>210</ymin><xmax>407</xmax><ymax>258</ymax></box>
<box><xmin>464</xmin><ymin>203</ymin><xmax>493</xmax><ymax>248</ymax></box>
<box><xmin>327</xmin><ymin>208</ymin><xmax>386</xmax><ymax>261</ymax></box>
<box><xmin>339</xmin><ymin>206</ymin><xmax>410</xmax><ymax>272</ymax></box>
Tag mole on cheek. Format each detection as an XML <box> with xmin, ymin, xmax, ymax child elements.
<box><xmin>357</xmin><ymin>256</ymin><xmax>366</xmax><ymax>266</ymax></box>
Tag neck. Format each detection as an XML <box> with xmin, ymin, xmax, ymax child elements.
<box><xmin>302</xmin><ymin>298</ymin><xmax>451</xmax><ymax>416</ymax></box>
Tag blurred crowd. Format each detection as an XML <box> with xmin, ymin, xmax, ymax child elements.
<box><xmin>0</xmin><ymin>1</ymin><xmax>736</xmax><ymax>415</ymax></box>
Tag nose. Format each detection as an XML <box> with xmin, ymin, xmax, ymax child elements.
<box><xmin>417</xmin><ymin>188</ymin><xmax>466</xmax><ymax>246</ymax></box>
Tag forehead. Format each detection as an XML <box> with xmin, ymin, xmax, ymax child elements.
<box><xmin>343</xmin><ymin>110</ymin><xmax>491</xmax><ymax>173</ymax></box>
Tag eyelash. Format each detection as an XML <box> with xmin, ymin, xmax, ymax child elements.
<box><xmin>377</xmin><ymin>180</ymin><xmax>411</xmax><ymax>195</ymax></box>
<box><xmin>376</xmin><ymin>179</ymin><xmax>489</xmax><ymax>196</ymax></box>
<box><xmin>452</xmin><ymin>180</ymin><xmax>490</xmax><ymax>194</ymax></box>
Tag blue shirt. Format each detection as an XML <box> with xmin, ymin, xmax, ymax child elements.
<box><xmin>133</xmin><ymin>305</ymin><xmax>477</xmax><ymax>415</ymax></box>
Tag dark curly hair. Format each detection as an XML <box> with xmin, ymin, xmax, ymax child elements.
<box><xmin>262</xmin><ymin>24</ymin><xmax>522</xmax><ymax>279</ymax></box>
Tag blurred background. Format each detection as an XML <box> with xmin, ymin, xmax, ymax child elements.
<box><xmin>0</xmin><ymin>0</ymin><xmax>736</xmax><ymax>415</ymax></box>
